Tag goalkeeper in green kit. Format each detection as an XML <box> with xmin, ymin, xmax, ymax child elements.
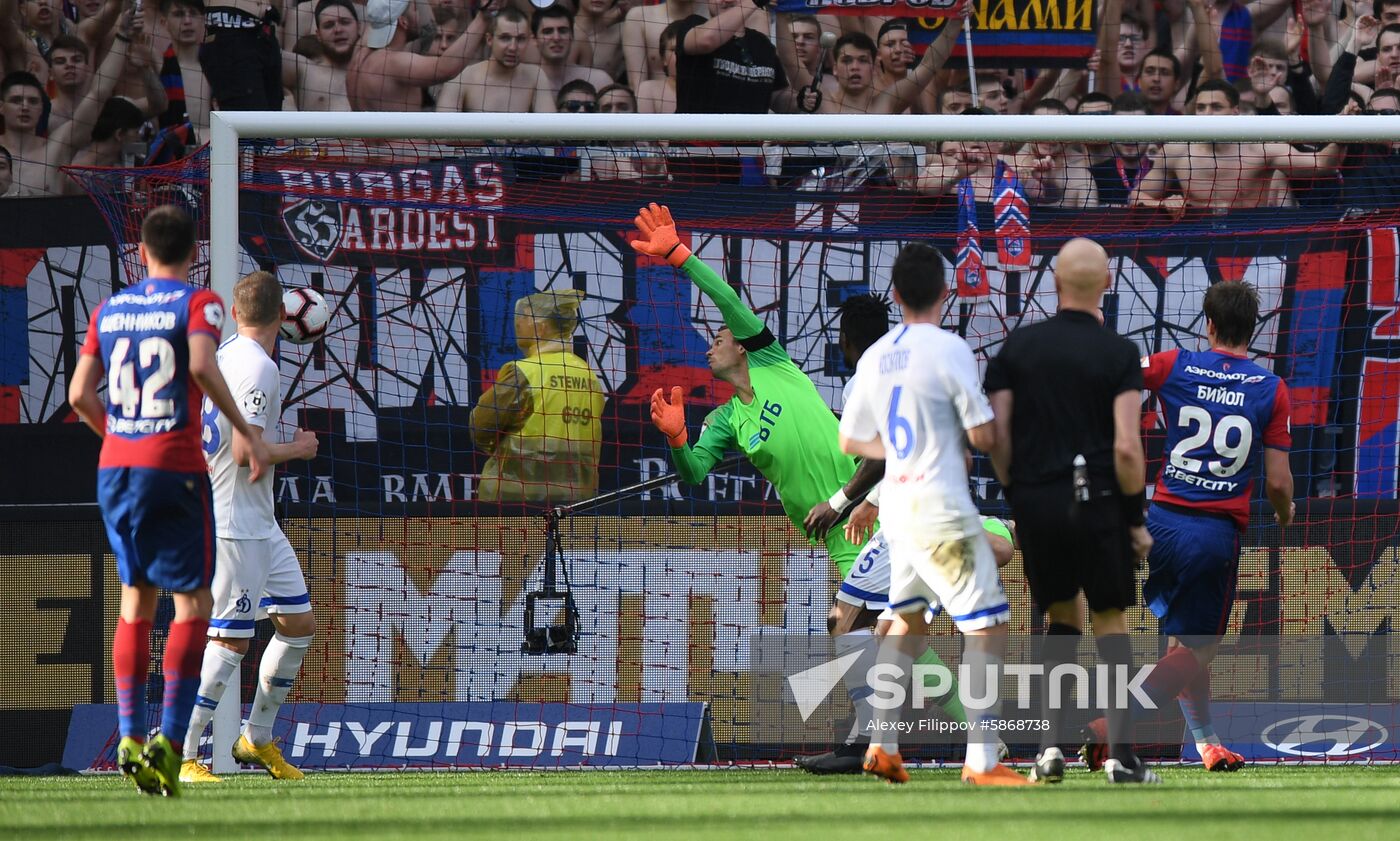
<box><xmin>633</xmin><ymin>204</ymin><xmax>981</xmax><ymax>772</ymax></box>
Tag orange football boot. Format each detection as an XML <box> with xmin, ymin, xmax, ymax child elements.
<box><xmin>1200</xmin><ymin>742</ymin><xmax>1245</xmax><ymax>772</ymax></box>
<box><xmin>962</xmin><ymin>763</ymin><xmax>1035</xmax><ymax>786</ymax></box>
<box><xmin>862</xmin><ymin>745</ymin><xmax>910</xmax><ymax>784</ymax></box>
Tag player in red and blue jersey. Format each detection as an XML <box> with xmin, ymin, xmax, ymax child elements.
<box><xmin>1081</xmin><ymin>281</ymin><xmax>1294</xmax><ymax>774</ymax></box>
<box><xmin>68</xmin><ymin>205</ymin><xmax>271</xmax><ymax>797</ymax></box>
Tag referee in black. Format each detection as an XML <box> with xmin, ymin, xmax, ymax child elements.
<box><xmin>983</xmin><ymin>237</ymin><xmax>1159</xmax><ymax>785</ymax></box>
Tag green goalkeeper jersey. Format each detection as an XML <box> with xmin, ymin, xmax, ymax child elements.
<box><xmin>666</xmin><ymin>255</ymin><xmax>864</xmax><ymax>574</ymax></box>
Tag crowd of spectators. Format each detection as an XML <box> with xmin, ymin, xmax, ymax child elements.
<box><xmin>0</xmin><ymin>0</ymin><xmax>1397</xmax><ymax>209</ymax></box>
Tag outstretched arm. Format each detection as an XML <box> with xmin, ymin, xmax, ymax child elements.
<box><xmin>49</xmin><ymin>7</ymin><xmax>134</xmax><ymax>192</ymax></box>
<box><xmin>1266</xmin><ymin>141</ymin><xmax>1343</xmax><ymax>176</ymax></box>
<box><xmin>1096</xmin><ymin>0</ymin><xmax>1122</xmax><ymax>95</ymax></box>
<box><xmin>389</xmin><ymin>9</ymin><xmax>488</xmax><ymax>88</ymax></box>
<box><xmin>876</xmin><ymin>1</ymin><xmax>967</xmax><ymax>114</ymax></box>
<box><xmin>631</xmin><ymin>203</ymin><xmax>767</xmax><ymax>342</ymax></box>
<box><xmin>1188</xmin><ymin>0</ymin><xmax>1224</xmax><ymax>83</ymax></box>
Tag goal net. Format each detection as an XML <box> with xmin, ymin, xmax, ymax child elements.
<box><xmin>63</xmin><ymin>113</ymin><xmax>1400</xmax><ymax>768</ymax></box>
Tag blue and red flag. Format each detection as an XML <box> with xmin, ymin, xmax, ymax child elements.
<box><xmin>955</xmin><ymin>179</ymin><xmax>987</xmax><ymax>299</ymax></box>
<box><xmin>993</xmin><ymin>160</ymin><xmax>1031</xmax><ymax>269</ymax></box>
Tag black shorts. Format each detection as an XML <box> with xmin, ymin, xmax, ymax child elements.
<box><xmin>200</xmin><ymin>12</ymin><xmax>282</xmax><ymax>112</ymax></box>
<box><xmin>1011</xmin><ymin>480</ymin><xmax>1137</xmax><ymax>613</ymax></box>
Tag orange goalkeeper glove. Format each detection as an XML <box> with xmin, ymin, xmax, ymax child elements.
<box><xmin>630</xmin><ymin>203</ymin><xmax>692</xmax><ymax>267</ymax></box>
<box><xmin>651</xmin><ymin>386</ymin><xmax>688</xmax><ymax>448</ymax></box>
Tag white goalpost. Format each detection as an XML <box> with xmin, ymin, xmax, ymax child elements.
<box><xmin>197</xmin><ymin>112</ymin><xmax>1400</xmax><ymax>773</ymax></box>
<box><xmin>208</xmin><ymin>112</ymin><xmax>1400</xmax><ymax>309</ymax></box>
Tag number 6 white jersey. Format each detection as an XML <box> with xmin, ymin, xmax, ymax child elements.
<box><xmin>839</xmin><ymin>323</ymin><xmax>993</xmax><ymax>541</ymax></box>
<box><xmin>202</xmin><ymin>335</ymin><xmax>281</xmax><ymax>539</ymax></box>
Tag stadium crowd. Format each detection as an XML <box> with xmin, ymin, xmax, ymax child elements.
<box><xmin>0</xmin><ymin>0</ymin><xmax>1396</xmax><ymax>201</ymax></box>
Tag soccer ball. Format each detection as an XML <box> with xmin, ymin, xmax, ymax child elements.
<box><xmin>280</xmin><ymin>287</ymin><xmax>330</xmax><ymax>345</ymax></box>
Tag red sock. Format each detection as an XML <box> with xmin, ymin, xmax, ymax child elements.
<box><xmin>113</xmin><ymin>618</ymin><xmax>152</xmax><ymax>740</ymax></box>
<box><xmin>1139</xmin><ymin>645</ymin><xmax>1201</xmax><ymax>711</ymax></box>
<box><xmin>161</xmin><ymin>618</ymin><xmax>210</xmax><ymax>752</ymax></box>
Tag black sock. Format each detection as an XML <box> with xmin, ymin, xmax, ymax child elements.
<box><xmin>1095</xmin><ymin>633</ymin><xmax>1136</xmax><ymax>766</ymax></box>
<box><xmin>1039</xmin><ymin>622</ymin><xmax>1081</xmax><ymax>752</ymax></box>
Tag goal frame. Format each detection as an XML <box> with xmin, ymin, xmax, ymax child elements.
<box><xmin>201</xmin><ymin>111</ymin><xmax>1400</xmax><ymax>772</ymax></box>
<box><xmin>208</xmin><ymin>112</ymin><xmax>1400</xmax><ymax>310</ymax></box>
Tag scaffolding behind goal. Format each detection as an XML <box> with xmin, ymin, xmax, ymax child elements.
<box><xmin>62</xmin><ymin>113</ymin><xmax>1400</xmax><ymax>770</ymax></box>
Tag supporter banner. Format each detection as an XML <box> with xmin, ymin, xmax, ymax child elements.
<box><xmin>63</xmin><ymin>701</ymin><xmax>715</xmax><ymax>770</ymax></box>
<box><xmin>772</xmin><ymin>0</ymin><xmax>1097</xmax><ymax>67</ymax></box>
<box><xmin>246</xmin><ymin>159</ymin><xmax>516</xmax><ymax>267</ymax></box>
<box><xmin>1180</xmin><ymin>704</ymin><xmax>1400</xmax><ymax>762</ymax></box>
<box><xmin>0</xmin><ymin>191</ymin><xmax>1370</xmax><ymax>508</ymax></box>
<box><xmin>1350</xmin><ymin>227</ymin><xmax>1400</xmax><ymax>497</ymax></box>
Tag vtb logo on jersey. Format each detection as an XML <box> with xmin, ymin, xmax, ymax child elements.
<box><xmin>283</xmin><ymin>199</ymin><xmax>343</xmax><ymax>262</ymax></box>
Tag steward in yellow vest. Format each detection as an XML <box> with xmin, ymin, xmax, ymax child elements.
<box><xmin>470</xmin><ymin>290</ymin><xmax>605</xmax><ymax>503</ymax></box>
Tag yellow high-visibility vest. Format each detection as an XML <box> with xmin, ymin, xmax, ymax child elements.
<box><xmin>478</xmin><ymin>350</ymin><xmax>604</xmax><ymax>503</ymax></box>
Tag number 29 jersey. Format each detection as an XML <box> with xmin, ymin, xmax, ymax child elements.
<box><xmin>80</xmin><ymin>278</ymin><xmax>225</xmax><ymax>473</ymax></box>
<box><xmin>1142</xmin><ymin>348</ymin><xmax>1291</xmax><ymax>530</ymax></box>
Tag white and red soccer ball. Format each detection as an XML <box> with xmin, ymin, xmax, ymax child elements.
<box><xmin>280</xmin><ymin>287</ymin><xmax>330</xmax><ymax>345</ymax></box>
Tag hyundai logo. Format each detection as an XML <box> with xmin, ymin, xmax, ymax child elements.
<box><xmin>1260</xmin><ymin>714</ymin><xmax>1388</xmax><ymax>757</ymax></box>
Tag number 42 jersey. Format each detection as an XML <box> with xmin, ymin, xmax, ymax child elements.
<box><xmin>1142</xmin><ymin>348</ymin><xmax>1291</xmax><ymax>530</ymax></box>
<box><xmin>80</xmin><ymin>278</ymin><xmax>224</xmax><ymax>473</ymax></box>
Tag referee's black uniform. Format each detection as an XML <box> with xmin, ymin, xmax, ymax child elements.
<box><xmin>983</xmin><ymin>309</ymin><xmax>1143</xmax><ymax>613</ymax></box>
<box><xmin>985</xmin><ymin>307</ymin><xmax>1150</xmax><ymax>776</ymax></box>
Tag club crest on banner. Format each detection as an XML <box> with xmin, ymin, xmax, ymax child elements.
<box><xmin>283</xmin><ymin>199</ymin><xmax>344</xmax><ymax>262</ymax></box>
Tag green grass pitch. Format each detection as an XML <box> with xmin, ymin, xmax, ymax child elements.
<box><xmin>3</xmin><ymin>766</ymin><xmax>1398</xmax><ymax>840</ymax></box>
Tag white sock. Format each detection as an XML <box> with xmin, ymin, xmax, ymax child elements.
<box><xmin>836</xmin><ymin>629</ymin><xmax>876</xmax><ymax>745</ymax></box>
<box><xmin>244</xmin><ymin>633</ymin><xmax>312</xmax><ymax>747</ymax></box>
<box><xmin>961</xmin><ymin>640</ymin><xmax>1004</xmax><ymax>773</ymax></box>
<box><xmin>183</xmin><ymin>643</ymin><xmax>244</xmax><ymax>760</ymax></box>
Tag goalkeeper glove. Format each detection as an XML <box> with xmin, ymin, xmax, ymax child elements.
<box><xmin>631</xmin><ymin>203</ymin><xmax>692</xmax><ymax>267</ymax></box>
<box><xmin>651</xmin><ymin>386</ymin><xmax>688</xmax><ymax>447</ymax></box>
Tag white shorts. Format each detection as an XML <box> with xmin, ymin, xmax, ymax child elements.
<box><xmin>837</xmin><ymin>530</ymin><xmax>927</xmax><ymax>612</ymax></box>
<box><xmin>837</xmin><ymin>517</ymin><xmax>1011</xmax><ymax>616</ymax></box>
<box><xmin>885</xmin><ymin>515</ymin><xmax>1009</xmax><ymax>632</ymax></box>
<box><xmin>210</xmin><ymin>530</ymin><xmax>311</xmax><ymax>639</ymax></box>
